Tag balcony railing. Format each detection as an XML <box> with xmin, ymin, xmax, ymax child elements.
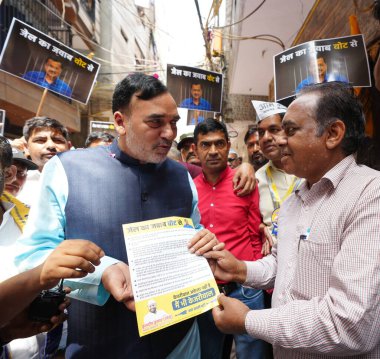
<box><xmin>0</xmin><ymin>0</ymin><xmax>73</xmax><ymax>51</ymax></box>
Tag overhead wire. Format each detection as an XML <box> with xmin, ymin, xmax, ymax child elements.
<box><xmin>221</xmin><ymin>32</ymin><xmax>285</xmax><ymax>49</ymax></box>
<box><xmin>209</xmin><ymin>0</ymin><xmax>285</xmax><ymax>55</ymax></box>
<box><xmin>35</xmin><ymin>0</ymin><xmax>162</xmax><ymax>67</ymax></box>
<box><xmin>113</xmin><ymin>0</ymin><xmax>174</xmax><ymax>38</ymax></box>
<box><xmin>111</xmin><ymin>0</ymin><xmax>166</xmax><ymax>76</ymax></box>
<box><xmin>214</xmin><ymin>0</ymin><xmax>266</xmax><ymax>29</ymax></box>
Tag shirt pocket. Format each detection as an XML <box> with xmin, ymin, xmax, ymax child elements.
<box><xmin>290</xmin><ymin>240</ymin><xmax>340</xmax><ymax>300</ymax></box>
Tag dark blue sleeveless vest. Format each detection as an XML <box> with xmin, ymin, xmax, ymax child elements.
<box><xmin>59</xmin><ymin>141</ymin><xmax>194</xmax><ymax>358</ymax></box>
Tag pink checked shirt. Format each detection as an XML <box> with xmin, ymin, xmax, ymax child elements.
<box><xmin>244</xmin><ymin>155</ymin><xmax>380</xmax><ymax>358</ymax></box>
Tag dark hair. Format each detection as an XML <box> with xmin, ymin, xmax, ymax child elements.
<box><xmin>298</xmin><ymin>81</ymin><xmax>365</xmax><ymax>156</ymax></box>
<box><xmin>244</xmin><ymin>125</ymin><xmax>259</xmax><ymax>144</ymax></box>
<box><xmin>112</xmin><ymin>73</ymin><xmax>168</xmax><ymax>113</ymax></box>
<box><xmin>307</xmin><ymin>53</ymin><xmax>326</xmax><ymax>66</ymax></box>
<box><xmin>0</xmin><ymin>136</ymin><xmax>12</xmax><ymax>169</ymax></box>
<box><xmin>23</xmin><ymin>117</ymin><xmax>69</xmax><ymax>141</ymax></box>
<box><xmin>45</xmin><ymin>55</ymin><xmax>64</xmax><ymax>68</ymax></box>
<box><xmin>85</xmin><ymin>132</ymin><xmax>115</xmax><ymax>148</ymax></box>
<box><xmin>191</xmin><ymin>83</ymin><xmax>202</xmax><ymax>88</ymax></box>
<box><xmin>316</xmin><ymin>53</ymin><xmax>326</xmax><ymax>61</ymax></box>
<box><xmin>194</xmin><ymin>118</ymin><xmax>229</xmax><ymax>144</ymax></box>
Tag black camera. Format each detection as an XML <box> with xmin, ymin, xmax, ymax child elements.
<box><xmin>28</xmin><ymin>288</ymin><xmax>66</xmax><ymax>322</ymax></box>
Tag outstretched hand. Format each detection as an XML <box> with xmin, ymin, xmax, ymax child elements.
<box><xmin>203</xmin><ymin>249</ymin><xmax>247</xmax><ymax>284</ymax></box>
<box><xmin>102</xmin><ymin>262</ymin><xmax>135</xmax><ymax>311</ymax></box>
<box><xmin>40</xmin><ymin>239</ymin><xmax>105</xmax><ymax>290</ymax></box>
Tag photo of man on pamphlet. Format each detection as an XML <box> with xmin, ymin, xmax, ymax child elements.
<box><xmin>143</xmin><ymin>299</ymin><xmax>170</xmax><ymax>325</ymax></box>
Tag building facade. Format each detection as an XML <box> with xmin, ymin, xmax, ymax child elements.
<box><xmin>0</xmin><ymin>0</ymin><xmax>161</xmax><ymax>146</ymax></box>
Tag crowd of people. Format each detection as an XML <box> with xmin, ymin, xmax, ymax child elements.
<box><xmin>1</xmin><ymin>12</ymin><xmax>380</xmax><ymax>357</ymax></box>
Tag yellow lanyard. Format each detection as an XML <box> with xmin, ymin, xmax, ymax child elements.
<box><xmin>0</xmin><ymin>192</ymin><xmax>30</xmax><ymax>231</ymax></box>
<box><xmin>265</xmin><ymin>165</ymin><xmax>300</xmax><ymax>209</ymax></box>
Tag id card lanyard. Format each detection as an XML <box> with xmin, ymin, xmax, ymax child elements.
<box><xmin>265</xmin><ymin>165</ymin><xmax>302</xmax><ymax>236</ymax></box>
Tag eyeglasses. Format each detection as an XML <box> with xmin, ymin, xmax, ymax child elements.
<box><xmin>227</xmin><ymin>158</ymin><xmax>236</xmax><ymax>163</ymax></box>
<box><xmin>15</xmin><ymin>168</ymin><xmax>28</xmax><ymax>179</ymax></box>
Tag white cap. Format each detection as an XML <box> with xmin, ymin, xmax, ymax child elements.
<box><xmin>251</xmin><ymin>100</ymin><xmax>287</xmax><ymax>123</ymax></box>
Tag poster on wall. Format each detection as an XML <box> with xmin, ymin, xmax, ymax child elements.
<box><xmin>167</xmin><ymin>64</ymin><xmax>223</xmax><ymax>113</ymax></box>
<box><xmin>0</xmin><ymin>18</ymin><xmax>100</xmax><ymax>104</ymax></box>
<box><xmin>273</xmin><ymin>34</ymin><xmax>371</xmax><ymax>102</ymax></box>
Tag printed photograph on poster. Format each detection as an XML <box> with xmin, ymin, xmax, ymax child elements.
<box><xmin>273</xmin><ymin>34</ymin><xmax>371</xmax><ymax>102</ymax></box>
<box><xmin>0</xmin><ymin>18</ymin><xmax>100</xmax><ymax>104</ymax></box>
<box><xmin>0</xmin><ymin>110</ymin><xmax>5</xmax><ymax>136</ymax></box>
<box><xmin>167</xmin><ymin>64</ymin><xmax>223</xmax><ymax>113</ymax></box>
<box><xmin>187</xmin><ymin>109</ymin><xmax>214</xmax><ymax>126</ymax></box>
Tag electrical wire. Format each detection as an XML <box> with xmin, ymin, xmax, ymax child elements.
<box><xmin>113</xmin><ymin>0</ymin><xmax>174</xmax><ymax>38</ymax></box>
<box><xmin>35</xmin><ymin>0</ymin><xmax>161</xmax><ymax>66</ymax></box>
<box><xmin>92</xmin><ymin>55</ymin><xmax>160</xmax><ymax>70</ymax></box>
<box><xmin>221</xmin><ymin>32</ymin><xmax>285</xmax><ymax>50</ymax></box>
<box><xmin>214</xmin><ymin>0</ymin><xmax>266</xmax><ymax>29</ymax></box>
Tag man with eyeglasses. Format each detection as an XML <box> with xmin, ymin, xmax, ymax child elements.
<box><xmin>193</xmin><ymin>119</ymin><xmax>266</xmax><ymax>359</ymax></box>
<box><xmin>227</xmin><ymin>149</ymin><xmax>242</xmax><ymax>169</ymax></box>
<box><xmin>5</xmin><ymin>148</ymin><xmax>38</xmax><ymax>197</ymax></box>
<box><xmin>177</xmin><ymin>132</ymin><xmax>201</xmax><ymax>166</ymax></box>
<box><xmin>0</xmin><ymin>137</ymin><xmax>48</xmax><ymax>358</ymax></box>
<box><xmin>252</xmin><ymin>101</ymin><xmax>303</xmax><ymax>249</ymax></box>
<box><xmin>206</xmin><ymin>82</ymin><xmax>380</xmax><ymax>358</ymax></box>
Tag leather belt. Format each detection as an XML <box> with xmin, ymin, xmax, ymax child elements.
<box><xmin>217</xmin><ymin>282</ymin><xmax>237</xmax><ymax>296</ymax></box>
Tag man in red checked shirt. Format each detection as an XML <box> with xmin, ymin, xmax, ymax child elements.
<box><xmin>192</xmin><ymin>119</ymin><xmax>267</xmax><ymax>359</ymax></box>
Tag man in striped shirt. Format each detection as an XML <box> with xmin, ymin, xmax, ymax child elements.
<box><xmin>205</xmin><ymin>82</ymin><xmax>380</xmax><ymax>358</ymax></box>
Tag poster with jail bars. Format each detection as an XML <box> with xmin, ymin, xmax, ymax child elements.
<box><xmin>167</xmin><ymin>64</ymin><xmax>223</xmax><ymax>113</ymax></box>
<box><xmin>0</xmin><ymin>18</ymin><xmax>100</xmax><ymax>104</ymax></box>
<box><xmin>273</xmin><ymin>34</ymin><xmax>371</xmax><ymax>103</ymax></box>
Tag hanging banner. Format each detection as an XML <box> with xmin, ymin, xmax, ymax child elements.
<box><xmin>273</xmin><ymin>34</ymin><xmax>371</xmax><ymax>102</ymax></box>
<box><xmin>167</xmin><ymin>64</ymin><xmax>223</xmax><ymax>113</ymax></box>
<box><xmin>0</xmin><ymin>18</ymin><xmax>100</xmax><ymax>104</ymax></box>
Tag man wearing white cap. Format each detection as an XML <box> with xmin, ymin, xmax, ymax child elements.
<box><xmin>227</xmin><ymin>149</ymin><xmax>242</xmax><ymax>169</ymax></box>
<box><xmin>251</xmin><ymin>100</ymin><xmax>302</xmax><ymax>250</ymax></box>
